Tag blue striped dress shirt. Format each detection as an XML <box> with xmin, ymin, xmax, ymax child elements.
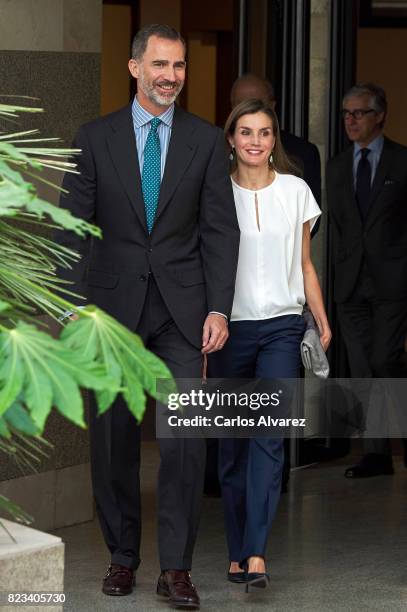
<box><xmin>131</xmin><ymin>96</ymin><xmax>174</xmax><ymax>179</ymax></box>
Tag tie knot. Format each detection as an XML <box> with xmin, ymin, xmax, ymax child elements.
<box><xmin>150</xmin><ymin>117</ymin><xmax>161</xmax><ymax>131</ymax></box>
<box><xmin>361</xmin><ymin>148</ymin><xmax>370</xmax><ymax>160</ymax></box>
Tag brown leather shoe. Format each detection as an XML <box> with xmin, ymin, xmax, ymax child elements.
<box><xmin>102</xmin><ymin>564</ymin><xmax>135</xmax><ymax>596</ymax></box>
<box><xmin>157</xmin><ymin>570</ymin><xmax>200</xmax><ymax>609</ymax></box>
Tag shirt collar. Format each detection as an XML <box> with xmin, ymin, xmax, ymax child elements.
<box><xmin>132</xmin><ymin>95</ymin><xmax>174</xmax><ymax>128</ymax></box>
<box><xmin>353</xmin><ymin>133</ymin><xmax>384</xmax><ymax>158</ymax></box>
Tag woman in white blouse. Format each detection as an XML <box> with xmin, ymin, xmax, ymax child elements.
<box><xmin>209</xmin><ymin>99</ymin><xmax>331</xmax><ymax>591</ymax></box>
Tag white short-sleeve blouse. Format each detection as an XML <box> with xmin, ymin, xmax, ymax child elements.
<box><xmin>230</xmin><ymin>172</ymin><xmax>321</xmax><ymax>322</ymax></box>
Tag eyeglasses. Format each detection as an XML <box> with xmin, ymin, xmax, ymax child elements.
<box><xmin>341</xmin><ymin>108</ymin><xmax>375</xmax><ymax>120</ymax></box>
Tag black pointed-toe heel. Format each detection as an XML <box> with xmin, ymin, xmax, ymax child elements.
<box><xmin>227</xmin><ymin>571</ymin><xmax>247</xmax><ymax>584</ymax></box>
<box><xmin>245</xmin><ymin>572</ymin><xmax>270</xmax><ymax>592</ymax></box>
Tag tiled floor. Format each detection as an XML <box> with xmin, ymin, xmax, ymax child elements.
<box><xmin>55</xmin><ymin>443</ymin><xmax>407</xmax><ymax>612</ymax></box>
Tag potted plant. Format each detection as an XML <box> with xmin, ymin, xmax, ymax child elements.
<box><xmin>0</xmin><ymin>100</ymin><xmax>175</xmax><ymax>524</ymax></box>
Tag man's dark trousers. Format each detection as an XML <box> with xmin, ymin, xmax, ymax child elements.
<box><xmin>89</xmin><ymin>275</ymin><xmax>205</xmax><ymax>571</ymax></box>
<box><xmin>337</xmin><ymin>264</ymin><xmax>407</xmax><ymax>453</ymax></box>
<box><xmin>327</xmin><ymin>137</ymin><xmax>407</xmax><ymax>458</ymax></box>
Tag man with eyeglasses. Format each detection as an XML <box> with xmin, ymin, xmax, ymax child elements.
<box><xmin>327</xmin><ymin>83</ymin><xmax>407</xmax><ymax>478</ymax></box>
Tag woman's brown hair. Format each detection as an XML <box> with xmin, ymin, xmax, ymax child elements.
<box><xmin>224</xmin><ymin>98</ymin><xmax>301</xmax><ymax>177</ymax></box>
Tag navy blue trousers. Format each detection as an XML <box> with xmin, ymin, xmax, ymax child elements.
<box><xmin>208</xmin><ymin>314</ymin><xmax>304</xmax><ymax>565</ymax></box>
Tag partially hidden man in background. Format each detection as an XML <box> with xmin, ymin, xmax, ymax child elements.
<box><xmin>56</xmin><ymin>24</ymin><xmax>239</xmax><ymax>610</ymax></box>
<box><xmin>327</xmin><ymin>83</ymin><xmax>407</xmax><ymax>478</ymax></box>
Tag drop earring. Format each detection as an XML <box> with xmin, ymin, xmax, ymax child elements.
<box><xmin>229</xmin><ymin>147</ymin><xmax>235</xmax><ymax>161</ymax></box>
<box><xmin>269</xmin><ymin>152</ymin><xmax>274</xmax><ymax>164</ymax></box>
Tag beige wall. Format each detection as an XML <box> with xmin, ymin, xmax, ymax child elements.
<box><xmin>186</xmin><ymin>33</ymin><xmax>217</xmax><ymax>123</ymax></box>
<box><xmin>0</xmin><ymin>0</ymin><xmax>102</xmax><ymax>529</ymax></box>
<box><xmin>101</xmin><ymin>3</ymin><xmax>132</xmax><ymax>115</ymax></box>
<box><xmin>247</xmin><ymin>0</ymin><xmax>268</xmax><ymax>76</ymax></box>
<box><xmin>0</xmin><ymin>0</ymin><xmax>101</xmax><ymax>52</ymax></box>
<box><xmin>139</xmin><ymin>0</ymin><xmax>181</xmax><ymax>29</ymax></box>
<box><xmin>357</xmin><ymin>28</ymin><xmax>407</xmax><ymax>145</ymax></box>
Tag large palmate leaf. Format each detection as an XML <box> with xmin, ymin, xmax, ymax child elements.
<box><xmin>61</xmin><ymin>307</ymin><xmax>177</xmax><ymax>421</ymax></box>
<box><xmin>0</xmin><ymin>321</ymin><xmax>119</xmax><ymax>429</ymax></box>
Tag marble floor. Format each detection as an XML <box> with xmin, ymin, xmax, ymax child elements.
<box><xmin>54</xmin><ymin>443</ymin><xmax>407</xmax><ymax>612</ymax></box>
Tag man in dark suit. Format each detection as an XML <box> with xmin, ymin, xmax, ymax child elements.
<box><xmin>327</xmin><ymin>82</ymin><xmax>407</xmax><ymax>478</ymax></box>
<box><xmin>230</xmin><ymin>74</ymin><xmax>322</xmax><ymax>209</ymax></box>
<box><xmin>57</xmin><ymin>24</ymin><xmax>239</xmax><ymax>609</ymax></box>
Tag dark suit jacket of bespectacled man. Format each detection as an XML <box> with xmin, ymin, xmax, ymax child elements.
<box><xmin>55</xmin><ymin>23</ymin><xmax>240</xmax><ymax>608</ymax></box>
<box><xmin>326</xmin><ymin>82</ymin><xmax>407</xmax><ymax>479</ymax></box>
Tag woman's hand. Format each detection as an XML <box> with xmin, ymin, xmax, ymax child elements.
<box><xmin>302</xmin><ymin>222</ymin><xmax>332</xmax><ymax>352</ymax></box>
<box><xmin>317</xmin><ymin>318</ymin><xmax>332</xmax><ymax>352</ymax></box>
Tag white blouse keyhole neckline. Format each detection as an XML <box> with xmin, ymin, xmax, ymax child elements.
<box><xmin>254</xmin><ymin>192</ymin><xmax>260</xmax><ymax>231</ymax></box>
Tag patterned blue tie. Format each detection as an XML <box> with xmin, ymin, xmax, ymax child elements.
<box><xmin>142</xmin><ymin>117</ymin><xmax>161</xmax><ymax>233</ymax></box>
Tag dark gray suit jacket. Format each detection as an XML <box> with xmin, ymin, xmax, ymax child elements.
<box><xmin>327</xmin><ymin>137</ymin><xmax>407</xmax><ymax>303</ymax></box>
<box><xmin>280</xmin><ymin>130</ymin><xmax>321</xmax><ymax>205</ymax></box>
<box><xmin>56</xmin><ymin>104</ymin><xmax>240</xmax><ymax>348</ymax></box>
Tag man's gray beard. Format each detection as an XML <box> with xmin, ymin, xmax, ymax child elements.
<box><xmin>139</xmin><ymin>71</ymin><xmax>183</xmax><ymax>107</ymax></box>
<box><xmin>148</xmin><ymin>87</ymin><xmax>181</xmax><ymax>106</ymax></box>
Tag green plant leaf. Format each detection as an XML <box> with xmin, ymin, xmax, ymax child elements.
<box><xmin>0</xmin><ymin>417</ymin><xmax>10</xmax><ymax>438</ymax></box>
<box><xmin>0</xmin><ymin>102</ymin><xmax>175</xmax><ymax>469</ymax></box>
<box><xmin>0</xmin><ymin>299</ymin><xmax>10</xmax><ymax>313</ymax></box>
<box><xmin>3</xmin><ymin>402</ymin><xmax>41</xmax><ymax>436</ymax></box>
<box><xmin>22</xmin><ymin>365</ymin><xmax>53</xmax><ymax>431</ymax></box>
<box><xmin>61</xmin><ymin>307</ymin><xmax>177</xmax><ymax>421</ymax></box>
<box><xmin>122</xmin><ymin>363</ymin><xmax>147</xmax><ymax>421</ymax></box>
<box><xmin>0</xmin><ymin>410</ymin><xmax>52</xmax><ymax>473</ymax></box>
<box><xmin>0</xmin><ymin>179</ymin><xmax>101</xmax><ymax>237</ymax></box>
<box><xmin>0</xmin><ymin>332</ymin><xmax>24</xmax><ymax>415</ymax></box>
<box><xmin>0</xmin><ymin>496</ymin><xmax>33</xmax><ymax>525</ymax></box>
<box><xmin>0</xmin><ymin>322</ymin><xmax>119</xmax><ymax>429</ymax></box>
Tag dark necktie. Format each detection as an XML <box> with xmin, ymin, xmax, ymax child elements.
<box><xmin>142</xmin><ymin>117</ymin><xmax>161</xmax><ymax>233</ymax></box>
<box><xmin>356</xmin><ymin>147</ymin><xmax>371</xmax><ymax>223</ymax></box>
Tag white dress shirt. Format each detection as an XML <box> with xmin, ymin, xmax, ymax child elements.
<box><xmin>230</xmin><ymin>172</ymin><xmax>321</xmax><ymax>322</ymax></box>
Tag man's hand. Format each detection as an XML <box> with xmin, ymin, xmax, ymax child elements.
<box><xmin>59</xmin><ymin>308</ymin><xmax>84</xmax><ymax>323</ymax></box>
<box><xmin>201</xmin><ymin>314</ymin><xmax>228</xmax><ymax>354</ymax></box>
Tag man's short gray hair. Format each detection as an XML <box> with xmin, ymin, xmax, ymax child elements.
<box><xmin>131</xmin><ymin>24</ymin><xmax>186</xmax><ymax>61</ymax></box>
<box><xmin>343</xmin><ymin>82</ymin><xmax>387</xmax><ymax>127</ymax></box>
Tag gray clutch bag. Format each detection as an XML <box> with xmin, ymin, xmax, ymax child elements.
<box><xmin>301</xmin><ymin>308</ymin><xmax>330</xmax><ymax>379</ymax></box>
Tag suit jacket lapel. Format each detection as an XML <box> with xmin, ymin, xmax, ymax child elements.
<box><xmin>106</xmin><ymin>105</ymin><xmax>148</xmax><ymax>233</ymax></box>
<box><xmin>344</xmin><ymin>148</ymin><xmax>355</xmax><ymax>203</ymax></box>
<box><xmin>154</xmin><ymin>106</ymin><xmax>197</xmax><ymax>224</ymax></box>
<box><xmin>343</xmin><ymin>148</ymin><xmax>363</xmax><ymax>230</ymax></box>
